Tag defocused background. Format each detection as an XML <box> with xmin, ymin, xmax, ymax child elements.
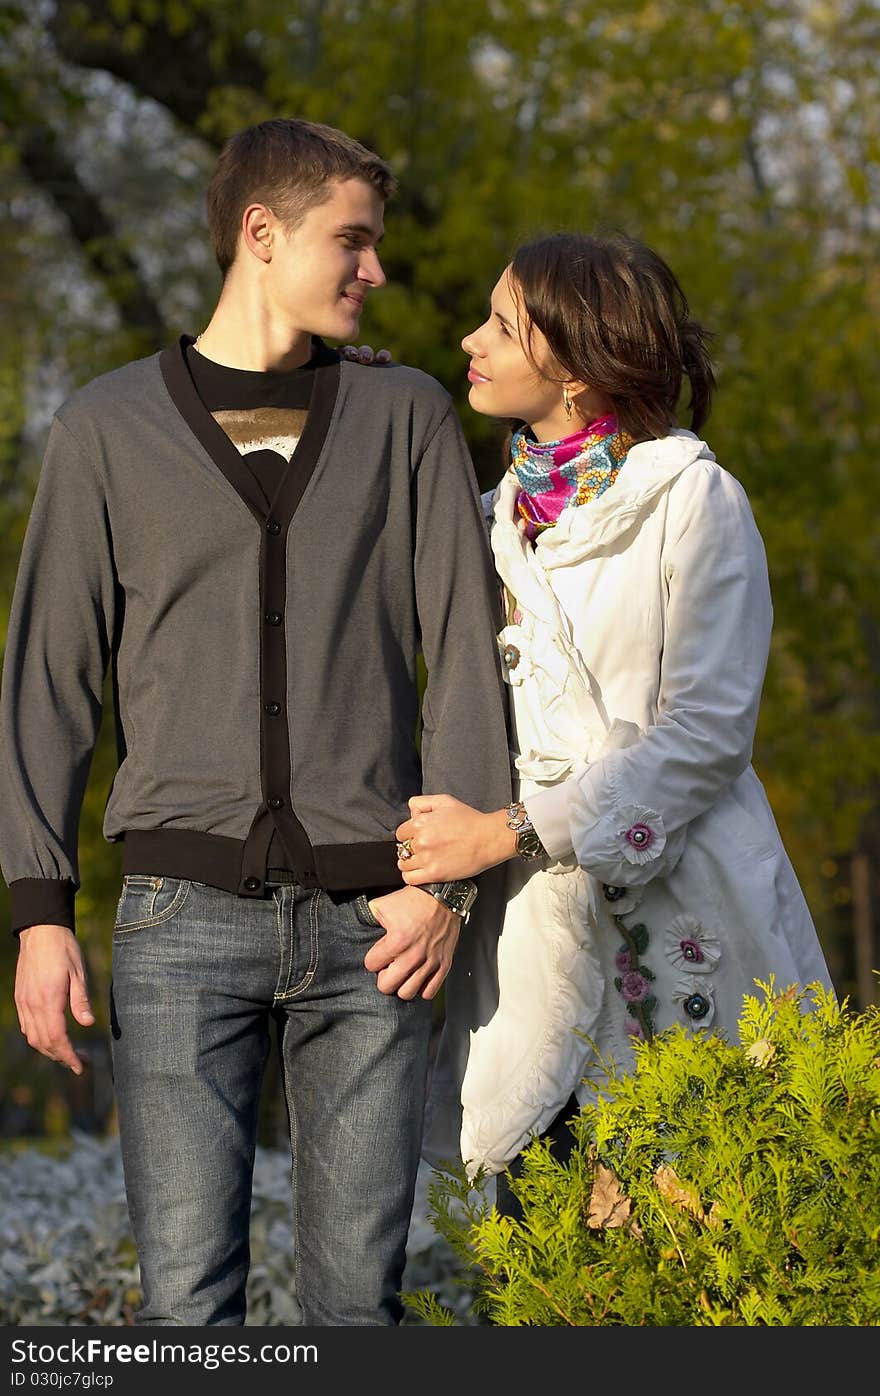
<box><xmin>1</xmin><ymin>0</ymin><xmax>878</xmax><ymax>1149</ymax></box>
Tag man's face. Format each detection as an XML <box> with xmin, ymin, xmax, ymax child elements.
<box><xmin>265</xmin><ymin>177</ymin><xmax>386</xmax><ymax>341</ymax></box>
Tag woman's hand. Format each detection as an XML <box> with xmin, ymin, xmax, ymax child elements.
<box><xmin>340</xmin><ymin>345</ymin><xmax>393</xmax><ymax>364</ymax></box>
<box><xmin>395</xmin><ymin>794</ymin><xmax>517</xmax><ymax>882</ymax></box>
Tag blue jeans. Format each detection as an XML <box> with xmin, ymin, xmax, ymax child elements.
<box><xmin>109</xmin><ymin>875</ymin><xmax>432</xmax><ymax>1326</ymax></box>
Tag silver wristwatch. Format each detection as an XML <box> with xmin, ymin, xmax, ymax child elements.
<box><xmin>421</xmin><ymin>879</ymin><xmax>478</xmax><ymax>921</ymax></box>
<box><xmin>506</xmin><ymin>801</ymin><xmax>547</xmax><ymax>860</ymax></box>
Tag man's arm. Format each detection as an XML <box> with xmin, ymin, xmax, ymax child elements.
<box><xmin>362</xmin><ymin>886</ymin><xmax>463</xmax><ymax>1001</ymax></box>
<box><xmin>15</xmin><ymin>926</ymin><xmax>94</xmax><ymax>1074</ymax></box>
<box><xmin>2</xmin><ymin>414</ymin><xmax>115</xmax><ymax>1066</ymax></box>
<box><xmin>363</xmin><ymin>404</ymin><xmax>511</xmax><ymax>1000</ymax></box>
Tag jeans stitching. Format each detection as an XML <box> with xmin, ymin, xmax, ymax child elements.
<box><xmin>354</xmin><ymin>893</ymin><xmax>382</xmax><ymax>928</ymax></box>
<box><xmin>287</xmin><ymin>1044</ymin><xmax>301</xmax><ymax>1315</ymax></box>
<box><xmin>275</xmin><ymin>888</ymin><xmax>320</xmax><ymax>1001</ymax></box>
<box><xmin>113</xmin><ymin>879</ymin><xmax>191</xmax><ymax>934</ymax></box>
<box><xmin>272</xmin><ymin>889</ymin><xmax>287</xmax><ymax>999</ymax></box>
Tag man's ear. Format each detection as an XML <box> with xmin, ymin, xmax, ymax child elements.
<box><xmin>240</xmin><ymin>204</ymin><xmax>275</xmax><ymax>264</ymax></box>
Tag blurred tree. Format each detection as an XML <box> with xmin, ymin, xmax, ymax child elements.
<box><xmin>0</xmin><ymin>0</ymin><xmax>878</xmax><ymax>1137</ymax></box>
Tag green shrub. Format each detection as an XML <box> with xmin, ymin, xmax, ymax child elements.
<box><xmin>406</xmin><ymin>980</ymin><xmax>880</xmax><ymax>1326</ymax></box>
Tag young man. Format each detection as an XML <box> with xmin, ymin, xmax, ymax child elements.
<box><xmin>1</xmin><ymin>119</ymin><xmax>511</xmax><ymax>1326</ymax></box>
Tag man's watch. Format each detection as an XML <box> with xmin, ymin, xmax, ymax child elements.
<box><xmin>421</xmin><ymin>879</ymin><xmax>478</xmax><ymax>922</ymax></box>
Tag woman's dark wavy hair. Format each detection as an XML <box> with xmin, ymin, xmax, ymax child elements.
<box><xmin>510</xmin><ymin>231</ymin><xmax>715</xmax><ymax>441</ymax></box>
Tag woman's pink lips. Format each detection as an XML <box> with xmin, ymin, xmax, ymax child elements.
<box><xmin>467</xmin><ymin>367</ymin><xmax>490</xmax><ymax>383</ymax></box>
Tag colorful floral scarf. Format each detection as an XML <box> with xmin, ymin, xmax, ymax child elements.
<box><xmin>512</xmin><ymin>414</ymin><xmax>635</xmax><ymax>539</ymax></box>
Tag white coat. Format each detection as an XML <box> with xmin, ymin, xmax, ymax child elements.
<box><xmin>453</xmin><ymin>430</ymin><xmax>833</xmax><ymax>1179</ymax></box>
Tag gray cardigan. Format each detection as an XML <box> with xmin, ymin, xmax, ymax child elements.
<box><xmin>1</xmin><ymin>340</ymin><xmax>512</xmax><ymax>933</ymax></box>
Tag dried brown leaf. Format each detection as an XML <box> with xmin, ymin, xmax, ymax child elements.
<box><xmin>587</xmin><ymin>1163</ymin><xmax>632</xmax><ymax>1230</ymax></box>
<box><xmin>745</xmin><ymin>1038</ymin><xmax>777</xmax><ymax>1068</ymax></box>
<box><xmin>654</xmin><ymin>1163</ymin><xmax>707</xmax><ymax>1222</ymax></box>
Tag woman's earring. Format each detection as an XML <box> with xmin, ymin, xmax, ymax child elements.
<box><xmin>563</xmin><ymin>389</ymin><xmax>573</xmax><ymax>420</ymax></box>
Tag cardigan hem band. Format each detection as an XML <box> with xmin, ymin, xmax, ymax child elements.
<box><xmin>121</xmin><ymin>827</ymin><xmax>403</xmax><ymax>897</ymax></box>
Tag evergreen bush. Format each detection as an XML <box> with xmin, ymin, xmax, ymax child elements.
<box><xmin>406</xmin><ymin>981</ymin><xmax>880</xmax><ymax>1326</ymax></box>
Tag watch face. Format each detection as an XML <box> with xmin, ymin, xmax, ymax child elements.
<box><xmin>516</xmin><ymin>826</ymin><xmax>545</xmax><ymax>859</ymax></box>
<box><xmin>435</xmin><ymin>882</ymin><xmax>476</xmax><ymax>916</ymax></box>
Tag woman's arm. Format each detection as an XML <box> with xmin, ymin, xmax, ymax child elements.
<box><xmin>396</xmin><ymin>795</ymin><xmax>518</xmax><ymax>883</ymax></box>
<box><xmin>525</xmin><ymin>460</ymin><xmax>773</xmax><ymax>887</ymax></box>
<box><xmin>398</xmin><ymin>460</ymin><xmax>772</xmax><ymax>890</ymax></box>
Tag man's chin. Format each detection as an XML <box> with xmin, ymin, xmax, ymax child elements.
<box><xmin>320</xmin><ymin>313</ymin><xmax>362</xmax><ymax>344</ymax></box>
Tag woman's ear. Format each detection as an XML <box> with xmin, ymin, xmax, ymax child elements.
<box><xmin>566</xmin><ymin>380</ymin><xmax>614</xmax><ymax>422</ymax></box>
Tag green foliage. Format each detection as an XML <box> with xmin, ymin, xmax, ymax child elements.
<box><xmin>1</xmin><ymin>1</ymin><xmax>879</xmax><ymax>1135</ymax></box>
<box><xmin>406</xmin><ymin>981</ymin><xmax>880</xmax><ymax>1326</ymax></box>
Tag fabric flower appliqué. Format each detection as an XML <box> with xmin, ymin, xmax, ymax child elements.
<box><xmin>497</xmin><ymin>626</ymin><xmax>530</xmax><ymax>687</ymax></box>
<box><xmin>613</xmin><ymin>920</ymin><xmax>657</xmax><ymax>1041</ymax></box>
<box><xmin>663</xmin><ymin>915</ymin><xmax>721</xmax><ymax>976</ymax></box>
<box><xmin>672</xmin><ymin>981</ymin><xmax>717</xmax><ymax>1029</ymax></box>
<box><xmin>615</xmin><ymin>805</ymin><xmax>666</xmax><ymax>866</ymax></box>
<box><xmin>602</xmin><ymin>883</ymin><xmax>643</xmax><ymax>917</ymax></box>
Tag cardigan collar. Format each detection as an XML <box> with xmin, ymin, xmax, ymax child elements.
<box><xmin>158</xmin><ymin>334</ymin><xmax>341</xmax><ymax>525</ymax></box>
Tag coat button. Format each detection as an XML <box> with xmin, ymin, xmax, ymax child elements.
<box><xmin>265</xmin><ymin>611</ymin><xmax>283</xmax><ymax>626</ymax></box>
<box><xmin>268</xmin><ymin>797</ymin><xmax>284</xmax><ymax>810</ymax></box>
<box><xmin>264</xmin><ymin>701</ymin><xmax>281</xmax><ymax>716</ymax></box>
<box><xmin>625</xmin><ymin>822</ymin><xmax>653</xmax><ymax>849</ymax></box>
<box><xmin>267</xmin><ymin>520</ymin><xmax>281</xmax><ymax>535</ymax></box>
<box><xmin>684</xmin><ymin>993</ymin><xmax>711</xmax><ymax>1020</ymax></box>
<box><xmin>243</xmin><ymin>877</ymin><xmax>261</xmax><ymax>891</ymax></box>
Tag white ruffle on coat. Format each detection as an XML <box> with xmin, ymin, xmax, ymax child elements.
<box><xmin>455</xmin><ymin>430</ymin><xmax>833</xmax><ymax>1179</ymax></box>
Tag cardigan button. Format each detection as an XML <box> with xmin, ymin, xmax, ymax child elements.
<box><xmin>243</xmin><ymin>877</ymin><xmax>261</xmax><ymax>892</ymax></box>
<box><xmin>265</xmin><ymin>611</ymin><xmax>283</xmax><ymax>626</ymax></box>
<box><xmin>264</xmin><ymin>701</ymin><xmax>281</xmax><ymax>716</ymax></box>
<box><xmin>267</xmin><ymin>520</ymin><xmax>281</xmax><ymax>535</ymax></box>
<box><xmin>268</xmin><ymin>797</ymin><xmax>284</xmax><ymax>810</ymax></box>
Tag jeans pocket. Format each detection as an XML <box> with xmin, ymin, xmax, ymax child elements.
<box><xmin>114</xmin><ymin>875</ymin><xmax>191</xmax><ymax>934</ymax></box>
<box><xmin>353</xmin><ymin>893</ymin><xmax>383</xmax><ymax>928</ymax></box>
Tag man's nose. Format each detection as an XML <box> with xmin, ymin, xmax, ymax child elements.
<box><xmin>359</xmin><ymin>249</ymin><xmax>387</xmax><ymax>288</ymax></box>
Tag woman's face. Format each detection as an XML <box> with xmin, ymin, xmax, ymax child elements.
<box><xmin>461</xmin><ymin>268</ymin><xmax>571</xmax><ymax>441</ymax></box>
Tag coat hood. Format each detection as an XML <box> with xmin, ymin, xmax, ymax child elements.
<box><xmin>492</xmin><ymin>429</ymin><xmax>716</xmax><ymax>575</ymax></box>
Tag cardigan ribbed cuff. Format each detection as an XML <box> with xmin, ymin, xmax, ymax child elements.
<box><xmin>10</xmin><ymin>878</ymin><xmax>77</xmax><ymax>937</ymax></box>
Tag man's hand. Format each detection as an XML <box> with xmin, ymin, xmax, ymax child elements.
<box><xmin>362</xmin><ymin>885</ymin><xmax>462</xmax><ymax>1001</ymax></box>
<box><xmin>14</xmin><ymin>925</ymin><xmax>95</xmax><ymax>1075</ymax></box>
<box><xmin>340</xmin><ymin>344</ymin><xmax>393</xmax><ymax>365</ymax></box>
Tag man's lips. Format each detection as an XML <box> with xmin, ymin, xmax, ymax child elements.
<box><xmin>467</xmin><ymin>365</ymin><xmax>490</xmax><ymax>383</ymax></box>
<box><xmin>342</xmin><ymin>291</ymin><xmax>365</xmax><ymax>308</ymax></box>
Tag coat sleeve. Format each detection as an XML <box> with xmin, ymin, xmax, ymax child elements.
<box><xmin>525</xmin><ymin>461</ymin><xmax>773</xmax><ymax>886</ymax></box>
<box><xmin>413</xmin><ymin>407</ymin><xmax>512</xmax><ymax>815</ymax></box>
<box><xmin>0</xmin><ymin>415</ymin><xmax>117</xmax><ymax>934</ymax></box>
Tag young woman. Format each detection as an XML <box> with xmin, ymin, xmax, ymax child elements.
<box><xmin>393</xmin><ymin>232</ymin><xmax>834</xmax><ymax>1188</ymax></box>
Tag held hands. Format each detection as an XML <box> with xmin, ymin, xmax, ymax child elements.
<box><xmin>14</xmin><ymin>925</ymin><xmax>95</xmax><ymax>1074</ymax></box>
<box><xmin>362</xmin><ymin>885</ymin><xmax>462</xmax><ymax>1001</ymax></box>
<box><xmin>395</xmin><ymin>794</ymin><xmax>517</xmax><ymax>883</ymax></box>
